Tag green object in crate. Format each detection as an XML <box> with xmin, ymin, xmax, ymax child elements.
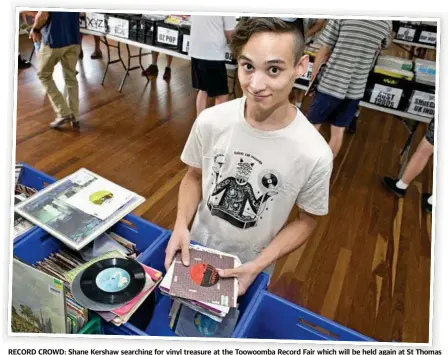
<box><xmin>78</xmin><ymin>314</ymin><xmax>102</xmax><ymax>334</ymax></box>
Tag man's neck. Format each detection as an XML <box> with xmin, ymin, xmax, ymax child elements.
<box><xmin>244</xmin><ymin>100</ymin><xmax>297</xmax><ymax>132</ymax></box>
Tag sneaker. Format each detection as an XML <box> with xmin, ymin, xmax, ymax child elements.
<box><xmin>49</xmin><ymin>115</ymin><xmax>75</xmax><ymax>129</ymax></box>
<box><xmin>18</xmin><ymin>55</ymin><xmax>31</xmax><ymax>69</ymax></box>
<box><xmin>142</xmin><ymin>64</ymin><xmax>159</xmax><ymax>77</ymax></box>
<box><xmin>347</xmin><ymin>116</ymin><xmax>357</xmax><ymax>134</ymax></box>
<box><xmin>163</xmin><ymin>67</ymin><xmax>171</xmax><ymax>80</ymax></box>
<box><xmin>422</xmin><ymin>193</ymin><xmax>432</xmax><ymax>214</ymax></box>
<box><xmin>382</xmin><ymin>176</ymin><xmax>406</xmax><ymax>198</ymax></box>
<box><xmin>90</xmin><ymin>50</ymin><xmax>102</xmax><ymax>59</ymax></box>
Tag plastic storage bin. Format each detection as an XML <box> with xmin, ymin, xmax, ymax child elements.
<box><xmin>103</xmin><ymin>236</ymin><xmax>270</xmax><ymax>338</ymax></box>
<box><xmin>13</xmin><ymin>212</ymin><xmax>169</xmax><ymax>267</ymax></box>
<box><xmin>236</xmin><ymin>291</ymin><xmax>374</xmax><ymax>341</ymax></box>
<box><xmin>78</xmin><ymin>313</ymin><xmax>103</xmax><ymax>334</ymax></box>
<box><xmin>14</xmin><ymin>163</ymin><xmax>57</xmax><ymax>244</ymax></box>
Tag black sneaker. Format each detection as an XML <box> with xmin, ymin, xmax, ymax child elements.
<box><xmin>382</xmin><ymin>176</ymin><xmax>406</xmax><ymax>198</ymax></box>
<box><xmin>347</xmin><ymin>116</ymin><xmax>358</xmax><ymax>134</ymax></box>
<box><xmin>142</xmin><ymin>64</ymin><xmax>158</xmax><ymax>77</ymax></box>
<box><xmin>163</xmin><ymin>67</ymin><xmax>171</xmax><ymax>80</ymax></box>
<box><xmin>422</xmin><ymin>193</ymin><xmax>432</xmax><ymax>214</ymax></box>
<box><xmin>18</xmin><ymin>55</ymin><xmax>31</xmax><ymax>69</ymax></box>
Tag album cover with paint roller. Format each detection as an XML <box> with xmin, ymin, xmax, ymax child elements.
<box><xmin>169</xmin><ymin>249</ymin><xmax>237</xmax><ymax>308</ymax></box>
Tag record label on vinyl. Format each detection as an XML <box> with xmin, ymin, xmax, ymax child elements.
<box><xmin>190</xmin><ymin>263</ymin><xmax>219</xmax><ymax>287</ymax></box>
<box><xmin>194</xmin><ymin>312</ymin><xmax>218</xmax><ymax>336</ymax></box>
<box><xmin>95</xmin><ymin>267</ymin><xmax>131</xmax><ymax>293</ymax></box>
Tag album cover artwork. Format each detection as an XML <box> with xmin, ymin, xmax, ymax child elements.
<box><xmin>11</xmin><ymin>259</ymin><xmax>67</xmax><ymax>334</ymax></box>
<box><xmin>14</xmin><ymin>168</ymin><xmax>145</xmax><ymax>250</ymax></box>
<box><xmin>15</xmin><ymin>164</ymin><xmax>23</xmax><ymax>188</ymax></box>
<box><xmin>174</xmin><ymin>304</ymin><xmax>240</xmax><ymax>338</ymax></box>
<box><xmin>13</xmin><ymin>197</ymin><xmax>34</xmax><ymax>239</ymax></box>
<box><xmin>169</xmin><ymin>248</ymin><xmax>237</xmax><ymax>307</ymax></box>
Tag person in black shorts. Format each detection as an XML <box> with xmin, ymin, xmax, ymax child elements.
<box><xmin>189</xmin><ymin>16</ymin><xmax>237</xmax><ymax>116</ymax></box>
<box><xmin>382</xmin><ymin>118</ymin><xmax>435</xmax><ymax>213</ymax></box>
<box><xmin>191</xmin><ymin>57</ymin><xmax>229</xmax><ymax>111</ymax></box>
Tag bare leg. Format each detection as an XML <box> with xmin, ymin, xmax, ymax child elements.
<box><xmin>196</xmin><ymin>90</ymin><xmax>208</xmax><ymax>116</ymax></box>
<box><xmin>166</xmin><ymin>55</ymin><xmax>173</xmax><ymax>68</ymax></box>
<box><xmin>401</xmin><ymin>137</ymin><xmax>434</xmax><ymax>185</ymax></box>
<box><xmin>90</xmin><ymin>36</ymin><xmax>102</xmax><ymax>59</ymax></box>
<box><xmin>214</xmin><ymin>94</ymin><xmax>229</xmax><ymax>106</ymax></box>
<box><xmin>329</xmin><ymin>125</ymin><xmax>345</xmax><ymax>159</ymax></box>
<box><xmin>152</xmin><ymin>52</ymin><xmax>159</xmax><ymax>65</ymax></box>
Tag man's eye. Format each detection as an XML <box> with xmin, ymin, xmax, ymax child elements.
<box><xmin>243</xmin><ymin>63</ymin><xmax>254</xmax><ymax>71</ymax></box>
<box><xmin>269</xmin><ymin>67</ymin><xmax>281</xmax><ymax>75</ymax></box>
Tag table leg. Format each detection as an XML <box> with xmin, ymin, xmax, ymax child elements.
<box><xmin>101</xmin><ymin>36</ymin><xmax>111</xmax><ymax>86</ymax></box>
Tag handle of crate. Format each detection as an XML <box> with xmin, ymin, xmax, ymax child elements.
<box><xmin>119</xmin><ymin>214</ymin><xmax>141</xmax><ymax>231</ymax></box>
<box><xmin>296</xmin><ymin>316</ymin><xmax>340</xmax><ymax>340</ymax></box>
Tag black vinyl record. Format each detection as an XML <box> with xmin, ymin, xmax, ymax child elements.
<box><xmin>80</xmin><ymin>258</ymin><xmax>146</xmax><ymax>305</ymax></box>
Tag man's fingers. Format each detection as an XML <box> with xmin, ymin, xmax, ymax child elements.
<box><xmin>181</xmin><ymin>241</ymin><xmax>190</xmax><ymax>266</ymax></box>
<box><xmin>164</xmin><ymin>245</ymin><xmax>177</xmax><ymax>271</ymax></box>
<box><xmin>218</xmin><ymin>267</ymin><xmax>238</xmax><ymax>278</ymax></box>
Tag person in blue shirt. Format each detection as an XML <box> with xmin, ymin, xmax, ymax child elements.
<box><xmin>30</xmin><ymin>11</ymin><xmax>81</xmax><ymax>128</ymax></box>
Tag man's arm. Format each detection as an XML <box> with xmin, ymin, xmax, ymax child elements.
<box><xmin>32</xmin><ymin>11</ymin><xmax>49</xmax><ymax>30</ymax></box>
<box><xmin>305</xmin><ymin>19</ymin><xmax>326</xmax><ymax>38</ymax></box>
<box><xmin>164</xmin><ymin>166</ymin><xmax>202</xmax><ymax>270</ymax></box>
<box><xmin>218</xmin><ymin>211</ymin><xmax>317</xmax><ymax>295</ymax></box>
<box><xmin>29</xmin><ymin>11</ymin><xmax>49</xmax><ymax>43</ymax></box>
<box><xmin>311</xmin><ymin>44</ymin><xmax>331</xmax><ymax>80</ymax></box>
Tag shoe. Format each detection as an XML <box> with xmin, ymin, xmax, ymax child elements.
<box><xmin>142</xmin><ymin>64</ymin><xmax>158</xmax><ymax>77</ymax></box>
<box><xmin>382</xmin><ymin>176</ymin><xmax>406</xmax><ymax>198</ymax></box>
<box><xmin>422</xmin><ymin>193</ymin><xmax>432</xmax><ymax>214</ymax></box>
<box><xmin>18</xmin><ymin>55</ymin><xmax>31</xmax><ymax>69</ymax></box>
<box><xmin>90</xmin><ymin>50</ymin><xmax>102</xmax><ymax>59</ymax></box>
<box><xmin>79</xmin><ymin>49</ymin><xmax>84</xmax><ymax>59</ymax></box>
<box><xmin>163</xmin><ymin>67</ymin><xmax>171</xmax><ymax>80</ymax></box>
<box><xmin>49</xmin><ymin>115</ymin><xmax>76</xmax><ymax>129</ymax></box>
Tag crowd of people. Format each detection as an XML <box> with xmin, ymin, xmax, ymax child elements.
<box><xmin>18</xmin><ymin>12</ymin><xmax>434</xmax><ymax>295</ymax></box>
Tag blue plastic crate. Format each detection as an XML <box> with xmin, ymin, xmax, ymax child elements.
<box><xmin>13</xmin><ymin>213</ymin><xmax>169</xmax><ymax>266</ymax></box>
<box><xmin>103</xmin><ymin>236</ymin><xmax>270</xmax><ymax>338</ymax></box>
<box><xmin>14</xmin><ymin>163</ymin><xmax>57</xmax><ymax>244</ymax></box>
<box><xmin>235</xmin><ymin>291</ymin><xmax>374</xmax><ymax>341</ymax></box>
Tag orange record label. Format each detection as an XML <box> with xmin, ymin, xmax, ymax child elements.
<box><xmin>189</xmin><ymin>263</ymin><xmax>220</xmax><ymax>287</ymax></box>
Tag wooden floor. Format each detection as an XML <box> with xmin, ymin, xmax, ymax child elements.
<box><xmin>16</xmin><ymin>35</ymin><xmax>433</xmax><ymax>343</ymax></box>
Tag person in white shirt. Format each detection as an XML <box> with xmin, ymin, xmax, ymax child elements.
<box><xmin>165</xmin><ymin>17</ymin><xmax>333</xmax><ymax>295</ymax></box>
<box><xmin>189</xmin><ymin>16</ymin><xmax>237</xmax><ymax>115</ymax></box>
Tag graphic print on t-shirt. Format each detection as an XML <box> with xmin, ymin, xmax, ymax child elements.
<box><xmin>207</xmin><ymin>151</ymin><xmax>281</xmax><ymax>229</ymax></box>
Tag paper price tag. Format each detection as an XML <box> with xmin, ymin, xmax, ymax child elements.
<box><xmin>157</xmin><ymin>27</ymin><xmax>179</xmax><ymax>46</ymax></box>
<box><xmin>397</xmin><ymin>27</ymin><xmax>416</xmax><ymax>42</ymax></box>
<box><xmin>407</xmin><ymin>91</ymin><xmax>435</xmax><ymax>118</ymax></box>
<box><xmin>370</xmin><ymin>84</ymin><xmax>403</xmax><ymax>109</ymax></box>
<box><xmin>108</xmin><ymin>17</ymin><xmax>129</xmax><ymax>38</ymax></box>
<box><xmin>419</xmin><ymin>31</ymin><xmax>437</xmax><ymax>45</ymax></box>
<box><xmin>182</xmin><ymin>34</ymin><xmax>190</xmax><ymax>53</ymax></box>
<box><xmin>86</xmin><ymin>13</ymin><xmax>107</xmax><ymax>33</ymax></box>
<box><xmin>300</xmin><ymin>62</ymin><xmax>314</xmax><ymax>81</ymax></box>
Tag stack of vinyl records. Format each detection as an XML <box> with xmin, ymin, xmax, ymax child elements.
<box><xmin>66</xmin><ymin>250</ymin><xmax>162</xmax><ymax>326</ymax></box>
<box><xmin>161</xmin><ymin>244</ymin><xmax>241</xmax><ymax>337</ymax></box>
<box><xmin>414</xmin><ymin>59</ymin><xmax>436</xmax><ymax>86</ymax></box>
<box><xmin>13</xmin><ymin>164</ymin><xmax>36</xmax><ymax>239</ymax></box>
<box><xmin>376</xmin><ymin>55</ymin><xmax>413</xmax><ymax>71</ymax></box>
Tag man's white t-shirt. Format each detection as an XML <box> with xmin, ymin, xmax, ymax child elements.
<box><xmin>189</xmin><ymin>16</ymin><xmax>237</xmax><ymax>61</ymax></box>
<box><xmin>181</xmin><ymin>97</ymin><xmax>333</xmax><ymax>276</ymax></box>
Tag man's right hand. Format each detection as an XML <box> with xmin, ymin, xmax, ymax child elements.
<box><xmin>164</xmin><ymin>224</ymin><xmax>191</xmax><ymax>271</ymax></box>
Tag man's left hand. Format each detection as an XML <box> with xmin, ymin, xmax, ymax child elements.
<box><xmin>218</xmin><ymin>261</ymin><xmax>260</xmax><ymax>296</ymax></box>
<box><xmin>29</xmin><ymin>30</ymin><xmax>42</xmax><ymax>43</ymax></box>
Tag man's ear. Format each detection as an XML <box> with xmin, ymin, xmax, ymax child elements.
<box><xmin>295</xmin><ymin>54</ymin><xmax>309</xmax><ymax>79</ymax></box>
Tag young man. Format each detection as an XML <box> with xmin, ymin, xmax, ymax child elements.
<box><xmin>382</xmin><ymin>119</ymin><xmax>435</xmax><ymax>214</ymax></box>
<box><xmin>31</xmin><ymin>11</ymin><xmax>81</xmax><ymax>129</ymax></box>
<box><xmin>164</xmin><ymin>17</ymin><xmax>333</xmax><ymax>295</ymax></box>
<box><xmin>189</xmin><ymin>16</ymin><xmax>237</xmax><ymax>116</ymax></box>
<box><xmin>307</xmin><ymin>19</ymin><xmax>392</xmax><ymax>158</ymax></box>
